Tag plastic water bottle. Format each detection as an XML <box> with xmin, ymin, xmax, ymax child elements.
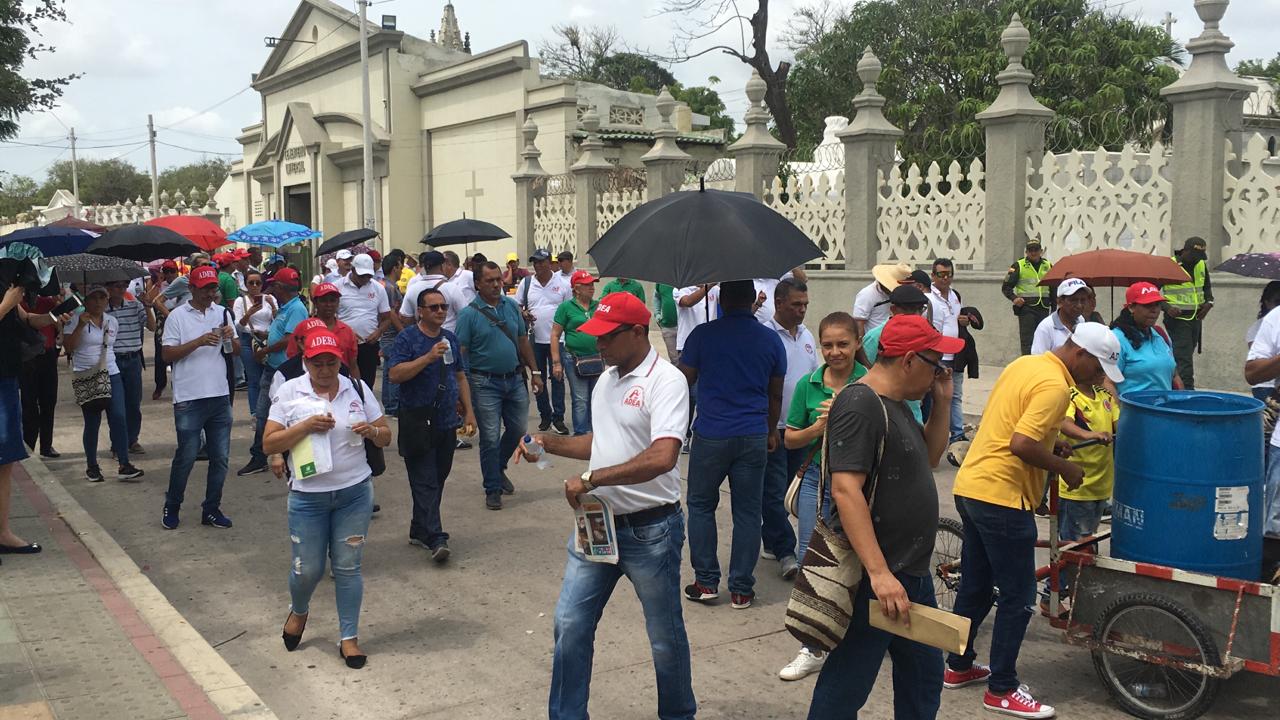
<box><xmin>1129</xmin><ymin>683</ymin><xmax>1167</xmax><ymax>699</ymax></box>
<box><xmin>221</xmin><ymin>324</ymin><xmax>234</xmax><ymax>355</ymax></box>
<box><xmin>523</xmin><ymin>434</ymin><xmax>552</xmax><ymax>470</ymax></box>
<box><xmin>348</xmin><ymin>406</ymin><xmax>367</xmax><ymax>447</ymax></box>
<box><xmin>441</xmin><ymin>339</ymin><xmax>454</xmax><ymax>365</ymax></box>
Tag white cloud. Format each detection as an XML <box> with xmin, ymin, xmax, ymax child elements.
<box><xmin>152</xmin><ymin>107</ymin><xmax>227</xmax><ymax>136</ymax></box>
<box><xmin>568</xmin><ymin>3</ymin><xmax>596</xmax><ymax>19</ymax></box>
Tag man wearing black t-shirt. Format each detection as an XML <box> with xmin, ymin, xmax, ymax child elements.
<box><xmin>805</xmin><ymin>314</ymin><xmax>963</xmax><ymax>720</ymax></box>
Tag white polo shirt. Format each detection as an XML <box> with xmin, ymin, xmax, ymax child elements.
<box><xmin>515</xmin><ymin>273</ymin><xmax>571</xmax><ymax>344</ymax></box>
<box><xmin>1247</xmin><ymin>306</ymin><xmax>1280</xmax><ymax>448</ymax></box>
<box><xmin>162</xmin><ymin>301</ymin><xmax>233</xmax><ymax>403</ymax></box>
<box><xmin>589</xmin><ymin>348</ymin><xmax>690</xmax><ymax>514</ymax></box>
<box><xmin>852</xmin><ymin>281</ymin><xmax>891</xmax><ymax>330</ymax></box>
<box><xmin>929</xmin><ymin>285</ymin><xmax>962</xmax><ymax>361</ymax></box>
<box><xmin>336</xmin><ymin>275</ymin><xmax>390</xmax><ymax>339</ymax></box>
<box><xmin>402</xmin><ymin>273</ymin><xmax>469</xmax><ymax>333</ymax></box>
<box><xmin>1031</xmin><ymin>311</ymin><xmax>1079</xmax><ymax>355</ymax></box>
<box><xmin>766</xmin><ymin>318</ymin><xmax>818</xmax><ymax>429</ymax></box>
<box><xmin>268</xmin><ymin>373</ymin><xmax>383</xmax><ymax>493</ymax></box>
<box><xmin>449</xmin><ymin>268</ymin><xmax>477</xmax><ymax>307</ymax></box>
<box><xmin>64</xmin><ymin>313</ymin><xmax>120</xmax><ymax>374</ymax></box>
<box><xmin>673</xmin><ymin>285</ymin><xmax>721</xmax><ymax>353</ymax></box>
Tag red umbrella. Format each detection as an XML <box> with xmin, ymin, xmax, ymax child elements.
<box><xmin>144</xmin><ymin>215</ymin><xmax>228</xmax><ymax>252</ymax></box>
<box><xmin>1038</xmin><ymin>249</ymin><xmax>1189</xmax><ymax>288</ymax></box>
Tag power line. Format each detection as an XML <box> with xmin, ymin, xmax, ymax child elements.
<box><xmin>156</xmin><ymin>86</ymin><xmax>254</xmax><ymax>130</ymax></box>
<box><xmin>155</xmin><ymin>140</ymin><xmax>243</xmax><ymax>156</ymax></box>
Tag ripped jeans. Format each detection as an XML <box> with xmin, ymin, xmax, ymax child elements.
<box><xmin>287</xmin><ymin>478</ymin><xmax>374</xmax><ymax>640</ymax></box>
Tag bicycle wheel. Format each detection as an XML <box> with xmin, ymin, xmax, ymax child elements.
<box><xmin>932</xmin><ymin>517</ymin><xmax>965</xmax><ymax>611</ymax></box>
<box><xmin>1091</xmin><ymin>592</ymin><xmax>1221</xmax><ymax>720</ymax></box>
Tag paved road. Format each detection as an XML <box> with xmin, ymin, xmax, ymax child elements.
<box><xmin>30</xmin><ymin>359</ymin><xmax>1279</xmax><ymax>720</ymax></box>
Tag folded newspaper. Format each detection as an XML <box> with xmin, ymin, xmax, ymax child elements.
<box><xmin>574</xmin><ymin>494</ymin><xmax>619</xmax><ymax>564</ymax></box>
<box><xmin>284</xmin><ymin>397</ymin><xmax>333</xmax><ymax>480</ymax></box>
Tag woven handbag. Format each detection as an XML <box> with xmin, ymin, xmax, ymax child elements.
<box><xmin>784</xmin><ymin>441</ymin><xmax>822</xmax><ymax>519</ymax></box>
<box><xmin>72</xmin><ymin>323</ymin><xmax>112</xmax><ymax>412</ymax></box>
<box><xmin>784</xmin><ymin>385</ymin><xmax>888</xmax><ymax>652</ymax></box>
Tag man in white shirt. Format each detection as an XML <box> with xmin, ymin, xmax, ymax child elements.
<box><xmin>1244</xmin><ymin>308</ymin><xmax>1280</xmax><ymax>538</ymax></box>
<box><xmin>751</xmin><ymin>268</ymin><xmax>808</xmax><ymax>325</ymax></box>
<box><xmin>929</xmin><ymin>258</ymin><xmax>968</xmax><ymax>442</ymax></box>
<box><xmin>515</xmin><ymin>248</ymin><xmax>571</xmax><ymax>435</ymax></box>
<box><xmin>338</xmin><ymin>253</ymin><xmax>391</xmax><ymax>385</ymax></box>
<box><xmin>852</xmin><ymin>263</ymin><xmax>911</xmax><ymax>336</ymax></box>
<box><xmin>401</xmin><ymin>251</ymin><xmax>468</xmax><ymax>333</ymax></box>
<box><xmin>443</xmin><ymin>250</ymin><xmax>476</xmax><ymax>306</ymax></box>
<box><xmin>555</xmin><ymin>251</ymin><xmax>576</xmax><ymax>281</ymax></box>
<box><xmin>334</xmin><ymin>249</ymin><xmax>354</xmax><ymax>279</ymax></box>
<box><xmin>517</xmin><ymin>292</ymin><xmax>694</xmax><ymax>720</ymax></box>
<box><xmin>761</xmin><ymin>279</ymin><xmax>818</xmax><ymax>579</ymax></box>
<box><xmin>160</xmin><ymin>265</ymin><xmax>239</xmax><ymax>531</ymax></box>
<box><xmin>1031</xmin><ymin>278</ymin><xmax>1091</xmax><ymax>355</ymax></box>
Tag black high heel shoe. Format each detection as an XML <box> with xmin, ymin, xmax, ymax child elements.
<box><xmin>281</xmin><ymin>612</ymin><xmax>306</xmax><ymax>651</ymax></box>
<box><xmin>338</xmin><ymin>641</ymin><xmax>367</xmax><ymax>669</ymax></box>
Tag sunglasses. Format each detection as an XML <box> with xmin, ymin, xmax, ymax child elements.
<box><xmin>932</xmin><ymin>271</ymin><xmax>953</xmax><ymax>278</ymax></box>
<box><xmin>600</xmin><ymin>324</ymin><xmax>635</xmax><ymax>340</ymax></box>
<box><xmin>419</xmin><ymin>303</ymin><xmax>449</xmax><ymax>312</ymax></box>
<box><xmin>915</xmin><ymin>352</ymin><xmax>948</xmax><ymax>376</ymax></box>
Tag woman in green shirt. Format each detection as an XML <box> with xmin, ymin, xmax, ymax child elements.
<box><xmin>777</xmin><ymin>311</ymin><xmax>867</xmax><ymax>682</ymax></box>
<box><xmin>550</xmin><ymin>271</ymin><xmax>600</xmax><ymax>435</ymax></box>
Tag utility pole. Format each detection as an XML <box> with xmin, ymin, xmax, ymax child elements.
<box><xmin>68</xmin><ymin>127</ymin><xmax>80</xmax><ymax>216</ymax></box>
<box><xmin>358</xmin><ymin>0</ymin><xmax>377</xmax><ymax>242</ymax></box>
<box><xmin>147</xmin><ymin>114</ymin><xmax>160</xmax><ymax>217</ymax></box>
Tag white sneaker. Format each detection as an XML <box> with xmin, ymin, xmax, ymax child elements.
<box><xmin>778</xmin><ymin>647</ymin><xmax>826</xmax><ymax>681</ymax></box>
<box><xmin>983</xmin><ymin>685</ymin><xmax>1055</xmax><ymax>719</ymax></box>
<box><xmin>760</xmin><ymin>549</ymin><xmax>777</xmax><ymax>560</ymax></box>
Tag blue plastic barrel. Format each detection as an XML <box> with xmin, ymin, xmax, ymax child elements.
<box><xmin>1112</xmin><ymin>390</ymin><xmax>1265</xmax><ymax>581</ymax></box>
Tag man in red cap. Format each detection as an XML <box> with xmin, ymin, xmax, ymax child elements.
<box><xmin>160</xmin><ymin>265</ymin><xmax>240</xmax><ymax>530</ymax></box>
<box><xmin>517</xmin><ymin>291</ymin><xmax>694</xmax><ymax>720</ymax></box>
<box><xmin>805</xmin><ymin>314</ymin><xmax>961</xmax><ymax>718</ymax></box>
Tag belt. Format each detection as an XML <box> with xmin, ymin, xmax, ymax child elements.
<box><xmin>614</xmin><ymin>502</ymin><xmax>680</xmax><ymax>529</ymax></box>
<box><xmin>470</xmin><ymin>369</ymin><xmax>520</xmax><ymax>379</ymax></box>
<box><xmin>114</xmin><ymin>350</ymin><xmax>143</xmax><ymax>357</ymax></box>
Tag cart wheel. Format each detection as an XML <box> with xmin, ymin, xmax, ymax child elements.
<box><xmin>932</xmin><ymin>517</ymin><xmax>964</xmax><ymax>611</ymax></box>
<box><xmin>1090</xmin><ymin>592</ymin><xmax>1221</xmax><ymax>720</ymax></box>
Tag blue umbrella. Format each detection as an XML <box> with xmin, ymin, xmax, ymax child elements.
<box><xmin>0</xmin><ymin>225</ymin><xmax>95</xmax><ymax>256</ymax></box>
<box><xmin>227</xmin><ymin>220</ymin><xmax>322</xmax><ymax>249</ymax></box>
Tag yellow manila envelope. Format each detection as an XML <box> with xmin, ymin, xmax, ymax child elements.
<box><xmin>867</xmin><ymin>600</ymin><xmax>970</xmax><ymax>655</ymax></box>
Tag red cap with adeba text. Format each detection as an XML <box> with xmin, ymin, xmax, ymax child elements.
<box><xmin>293</xmin><ymin>317</ymin><xmax>329</xmax><ymax>341</ymax></box>
<box><xmin>304</xmin><ymin>330</ymin><xmax>342</xmax><ymax>359</ymax></box>
<box><xmin>578</xmin><ymin>291</ymin><xmax>652</xmax><ymax>336</ymax></box>
<box><xmin>878</xmin><ymin>314</ymin><xmax>965</xmax><ymax>357</ymax></box>
<box><xmin>269</xmin><ymin>267</ymin><xmax>301</xmax><ymax>289</ymax></box>
<box><xmin>1125</xmin><ymin>281</ymin><xmax>1166</xmax><ymax>306</ymax></box>
<box><xmin>189</xmin><ymin>265</ymin><xmax>219</xmax><ymax>288</ymax></box>
<box><xmin>312</xmin><ymin>282</ymin><xmax>340</xmax><ymax>298</ymax></box>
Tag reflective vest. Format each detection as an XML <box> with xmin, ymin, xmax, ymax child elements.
<box><xmin>1162</xmin><ymin>258</ymin><xmax>1206</xmax><ymax>319</ymax></box>
<box><xmin>1014</xmin><ymin>258</ymin><xmax>1052</xmax><ymax>304</ymax></box>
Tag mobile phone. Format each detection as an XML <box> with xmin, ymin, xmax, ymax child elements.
<box><xmin>50</xmin><ymin>296</ymin><xmax>83</xmax><ymax>317</ymax></box>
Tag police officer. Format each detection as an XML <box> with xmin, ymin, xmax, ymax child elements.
<box><xmin>1162</xmin><ymin>237</ymin><xmax>1212</xmax><ymax>390</ymax></box>
<box><xmin>1001</xmin><ymin>240</ymin><xmax>1053</xmax><ymax>355</ymax></box>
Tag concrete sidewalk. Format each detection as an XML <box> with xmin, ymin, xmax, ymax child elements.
<box><xmin>0</xmin><ymin>460</ymin><xmax>274</xmax><ymax>720</ymax></box>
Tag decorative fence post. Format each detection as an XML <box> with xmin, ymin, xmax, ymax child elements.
<box><xmin>1161</xmin><ymin>0</ymin><xmax>1253</xmax><ymax>264</ymax></box>
<box><xmin>570</xmin><ymin>106</ymin><xmax>613</xmax><ymax>259</ymax></box>
<box><xmin>642</xmin><ymin>87</ymin><xmax>692</xmax><ymax>200</ymax></box>
<box><xmin>512</xmin><ymin>115</ymin><xmax>549</xmax><ymax>262</ymax></box>
<box><xmin>977</xmin><ymin>15</ymin><xmax>1052</xmax><ymax>270</ymax></box>
<box><xmin>837</xmin><ymin>48</ymin><xmax>902</xmax><ymax>271</ymax></box>
<box><xmin>728</xmin><ymin>71</ymin><xmax>786</xmax><ymax>199</ymax></box>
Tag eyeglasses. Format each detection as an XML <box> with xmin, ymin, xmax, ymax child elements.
<box><xmin>419</xmin><ymin>303</ymin><xmax>449</xmax><ymax>312</ymax></box>
<box><xmin>600</xmin><ymin>324</ymin><xmax>634</xmax><ymax>340</ymax></box>
<box><xmin>932</xmin><ymin>271</ymin><xmax>953</xmax><ymax>278</ymax></box>
<box><xmin>915</xmin><ymin>352</ymin><xmax>948</xmax><ymax>376</ymax></box>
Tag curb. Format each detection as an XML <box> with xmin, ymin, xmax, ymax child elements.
<box><xmin>21</xmin><ymin>457</ymin><xmax>278</xmax><ymax>720</ymax></box>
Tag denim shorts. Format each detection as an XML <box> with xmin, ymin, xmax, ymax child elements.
<box><xmin>0</xmin><ymin>377</ymin><xmax>28</xmax><ymax>465</ymax></box>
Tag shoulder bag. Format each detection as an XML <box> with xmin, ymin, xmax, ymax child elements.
<box><xmin>784</xmin><ymin>384</ymin><xmax>889</xmax><ymax>652</ymax></box>
<box><xmin>784</xmin><ymin>441</ymin><xmax>823</xmax><ymax>519</ymax></box>
<box><xmin>350</xmin><ymin>378</ymin><xmax>386</xmax><ymax>476</ymax></box>
<box><xmin>72</xmin><ymin>321</ymin><xmax>112</xmax><ymax>412</ymax></box>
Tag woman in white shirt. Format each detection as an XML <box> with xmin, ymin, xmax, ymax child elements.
<box><xmin>63</xmin><ymin>286</ymin><xmax>142</xmax><ymax>482</ymax></box>
<box><xmin>233</xmin><ymin>269</ymin><xmax>278</xmax><ymax>414</ymax></box>
<box><xmin>262</xmin><ymin>329</ymin><xmax>390</xmax><ymax>670</ymax></box>
<box><xmin>1246</xmin><ymin>281</ymin><xmax>1280</xmax><ymax>401</ymax></box>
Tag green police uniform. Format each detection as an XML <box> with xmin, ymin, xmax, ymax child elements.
<box><xmin>1163</xmin><ymin>256</ymin><xmax>1210</xmax><ymax>390</ymax></box>
<box><xmin>1002</xmin><ymin>256</ymin><xmax>1053</xmax><ymax>355</ymax></box>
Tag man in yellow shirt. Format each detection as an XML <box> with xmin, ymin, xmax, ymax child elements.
<box><xmin>943</xmin><ymin>323</ymin><xmax>1123</xmax><ymax>719</ymax></box>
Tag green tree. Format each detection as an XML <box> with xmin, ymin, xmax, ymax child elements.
<box><xmin>0</xmin><ymin>171</ymin><xmax>39</xmax><ymax>217</ymax></box>
<box><xmin>786</xmin><ymin>0</ymin><xmax>1182</xmax><ymax>168</ymax></box>
<box><xmin>598</xmin><ymin>52</ymin><xmax>678</xmax><ymax>93</ymax></box>
<box><xmin>1236</xmin><ymin>53</ymin><xmax>1280</xmax><ymax>82</ymax></box>
<box><xmin>0</xmin><ymin>0</ymin><xmax>77</xmax><ymax>139</ymax></box>
<box><xmin>38</xmin><ymin>158</ymin><xmax>149</xmax><ymax>205</ymax></box>
<box><xmin>158</xmin><ymin>158</ymin><xmax>231</xmax><ymax>196</ymax></box>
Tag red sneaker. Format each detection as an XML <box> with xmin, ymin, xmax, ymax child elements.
<box><xmin>983</xmin><ymin>685</ymin><xmax>1055</xmax><ymax>718</ymax></box>
<box><xmin>943</xmin><ymin>663</ymin><xmax>991</xmax><ymax>689</ymax></box>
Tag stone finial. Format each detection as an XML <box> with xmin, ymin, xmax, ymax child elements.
<box><xmin>975</xmin><ymin>16</ymin><xmax>1052</xmax><ymax>121</ymax></box>
<box><xmin>1000</xmin><ymin>14</ymin><xmax>1031</xmax><ymax>68</ymax></box>
<box><xmin>643</xmin><ymin>86</ymin><xmax>693</xmax><ymax>164</ymax></box>
<box><xmin>513</xmin><ymin>116</ymin><xmax>548</xmax><ymax>177</ymax></box>
<box><xmin>1162</xmin><ymin>0</ymin><xmax>1251</xmax><ymax>97</ymax></box>
<box><xmin>655</xmin><ymin>86</ymin><xmax>677</xmax><ymax>129</ymax></box>
<box><xmin>730</xmin><ymin>70</ymin><xmax>786</xmax><ymax>151</ymax></box>
<box><xmin>571</xmin><ymin>105</ymin><xmax>612</xmax><ymax>170</ymax></box>
<box><xmin>838</xmin><ymin>48</ymin><xmax>903</xmax><ymax>137</ymax></box>
<box><xmin>206</xmin><ymin>183</ymin><xmax>218</xmax><ymax>210</ymax></box>
<box><xmin>581</xmin><ymin>105</ymin><xmax>601</xmax><ymax>136</ymax></box>
<box><xmin>856</xmin><ymin>48</ymin><xmax>882</xmax><ymax>95</ymax></box>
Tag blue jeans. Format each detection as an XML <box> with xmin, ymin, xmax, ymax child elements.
<box><xmin>240</xmin><ymin>333</ymin><xmax>267</xmax><ymax>414</ymax></box>
<box><xmin>288</xmin><ymin>479</ymin><xmax>373</xmax><ymax>640</ymax></box>
<box><xmin>166</xmin><ymin>396</ymin><xmax>232</xmax><ymax>514</ymax></box>
<box><xmin>533</xmin><ymin>342</ymin><xmax>565</xmax><ymax>422</ymax></box>
<box><xmin>762</xmin><ymin>429</ymin><xmax>802</xmax><ymax>561</ymax></box>
<box><xmin>550</xmin><ymin>511</ymin><xmax>696</xmax><ymax>720</ymax></box>
<box><xmin>248</xmin><ymin>367</ymin><xmax>277</xmax><ymax>465</ymax></box>
<box><xmin>562</xmin><ymin>348</ymin><xmax>598</xmax><ymax>435</ymax></box>
<box><xmin>82</xmin><ymin>372</ymin><xmax>129</xmax><ymax>468</ymax></box>
<box><xmin>807</xmin><ymin>572</ymin><xmax>943</xmax><ymax>720</ymax></box>
<box><xmin>686</xmin><ymin>431</ymin><xmax>768</xmax><ymax>595</ymax></box>
<box><xmin>947</xmin><ymin>496</ymin><xmax>1038</xmax><ymax>694</ymax></box>
<box><xmin>1265</xmin><ymin>446</ymin><xmax>1280</xmax><ymax>537</ymax></box>
<box><xmin>379</xmin><ymin>335</ymin><xmax>400</xmax><ymax>416</ymax></box>
<box><xmin>796</xmin><ymin>462</ymin><xmax>832</xmax><ymax>563</ymax></box>
<box><xmin>469</xmin><ymin>372</ymin><xmax>529</xmax><ymax>496</ymax></box>
<box><xmin>115</xmin><ymin>350</ymin><xmax>143</xmax><ymax>446</ymax></box>
<box><xmin>404</xmin><ymin>427</ymin><xmax>457</xmax><ymax>547</ymax></box>
<box><xmin>950</xmin><ymin>370</ymin><xmax>965</xmax><ymax>441</ymax></box>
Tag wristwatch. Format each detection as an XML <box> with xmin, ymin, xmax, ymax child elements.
<box><xmin>580</xmin><ymin>470</ymin><xmax>596</xmax><ymax>492</ymax></box>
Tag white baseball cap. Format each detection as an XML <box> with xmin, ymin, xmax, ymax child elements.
<box><xmin>1070</xmin><ymin>322</ymin><xmax>1124</xmax><ymax>383</ymax></box>
<box><xmin>1057</xmin><ymin>277</ymin><xmax>1090</xmax><ymax>298</ymax></box>
<box><xmin>352</xmin><ymin>253</ymin><xmax>375</xmax><ymax>276</ymax></box>
<box><xmin>335</xmin><ymin>249</ymin><xmax>353</xmax><ymax>260</ymax></box>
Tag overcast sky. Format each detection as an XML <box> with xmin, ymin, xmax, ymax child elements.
<box><xmin>3</xmin><ymin>0</ymin><xmax>1277</xmax><ymax>187</ymax></box>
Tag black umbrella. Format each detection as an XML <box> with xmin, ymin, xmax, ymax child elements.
<box><xmin>48</xmin><ymin>254</ymin><xmax>148</xmax><ymax>285</ymax></box>
<box><xmin>588</xmin><ymin>185</ymin><xmax>822</xmax><ymax>287</ymax></box>
<box><xmin>422</xmin><ymin>217</ymin><xmax>510</xmax><ymax>247</ymax></box>
<box><xmin>86</xmin><ymin>224</ymin><xmax>200</xmax><ymax>262</ymax></box>
<box><xmin>316</xmin><ymin>228</ymin><xmax>379</xmax><ymax>256</ymax></box>
<box><xmin>1216</xmin><ymin>253</ymin><xmax>1280</xmax><ymax>280</ymax></box>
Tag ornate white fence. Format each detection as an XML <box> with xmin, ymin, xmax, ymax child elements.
<box><xmin>762</xmin><ymin>173</ymin><xmax>847</xmax><ymax>269</ymax></box>
<box><xmin>532</xmin><ymin>194</ymin><xmax>576</xmax><ymax>257</ymax></box>
<box><xmin>1025</xmin><ymin>144</ymin><xmax>1172</xmax><ymax>259</ymax></box>
<box><xmin>876</xmin><ymin>160</ymin><xmax>985</xmax><ymax>265</ymax></box>
<box><xmin>1224</xmin><ymin>134</ymin><xmax>1280</xmax><ymax>254</ymax></box>
<box><xmin>596</xmin><ymin>189</ymin><xmax>647</xmax><ymax>237</ymax></box>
